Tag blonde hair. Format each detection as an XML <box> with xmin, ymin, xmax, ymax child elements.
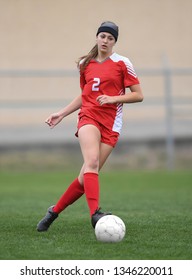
<box><xmin>77</xmin><ymin>44</ymin><xmax>98</xmax><ymax>71</ymax></box>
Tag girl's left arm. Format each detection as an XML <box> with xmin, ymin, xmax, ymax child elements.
<box><xmin>97</xmin><ymin>84</ymin><xmax>144</xmax><ymax>105</ymax></box>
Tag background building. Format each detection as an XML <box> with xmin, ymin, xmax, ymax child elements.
<box><xmin>0</xmin><ymin>0</ymin><xmax>192</xmax><ymax>169</ymax></box>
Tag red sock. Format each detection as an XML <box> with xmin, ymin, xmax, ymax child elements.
<box><xmin>83</xmin><ymin>172</ymin><xmax>99</xmax><ymax>216</ymax></box>
<box><xmin>53</xmin><ymin>178</ymin><xmax>84</xmax><ymax>214</ymax></box>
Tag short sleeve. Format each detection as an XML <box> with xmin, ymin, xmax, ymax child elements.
<box><xmin>121</xmin><ymin>58</ymin><xmax>140</xmax><ymax>87</ymax></box>
<box><xmin>79</xmin><ymin>59</ymin><xmax>87</xmax><ymax>90</ymax></box>
<box><xmin>80</xmin><ymin>69</ymin><xmax>86</xmax><ymax>90</ymax></box>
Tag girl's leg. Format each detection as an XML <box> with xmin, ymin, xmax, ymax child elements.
<box><xmin>90</xmin><ymin>142</ymin><xmax>114</xmax><ymax>227</ymax></box>
<box><xmin>52</xmin><ymin>138</ymin><xmax>113</xmax><ymax>215</ymax></box>
<box><xmin>78</xmin><ymin>124</ymin><xmax>101</xmax><ymax>216</ymax></box>
<box><xmin>52</xmin><ymin>125</ymin><xmax>114</xmax><ymax>215</ymax></box>
<box><xmin>37</xmin><ymin>177</ymin><xmax>84</xmax><ymax>232</ymax></box>
<box><xmin>78</xmin><ymin>125</ymin><xmax>114</xmax><ymax>217</ymax></box>
<box><xmin>37</xmin><ymin>127</ymin><xmax>113</xmax><ymax>232</ymax></box>
<box><xmin>78</xmin><ymin>142</ymin><xmax>114</xmax><ymax>183</ymax></box>
<box><xmin>53</xmin><ymin>178</ymin><xmax>84</xmax><ymax>214</ymax></box>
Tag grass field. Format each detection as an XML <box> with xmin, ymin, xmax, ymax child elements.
<box><xmin>0</xmin><ymin>170</ymin><xmax>192</xmax><ymax>260</ymax></box>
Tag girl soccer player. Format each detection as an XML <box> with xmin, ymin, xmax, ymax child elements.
<box><xmin>37</xmin><ymin>21</ymin><xmax>143</xmax><ymax>232</ymax></box>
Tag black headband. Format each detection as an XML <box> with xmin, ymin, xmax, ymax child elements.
<box><xmin>96</xmin><ymin>26</ymin><xmax>118</xmax><ymax>42</ymax></box>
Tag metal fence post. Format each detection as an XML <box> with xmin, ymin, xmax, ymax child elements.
<box><xmin>163</xmin><ymin>55</ymin><xmax>175</xmax><ymax>170</ymax></box>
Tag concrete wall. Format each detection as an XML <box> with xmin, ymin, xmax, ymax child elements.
<box><xmin>1</xmin><ymin>0</ymin><xmax>192</xmax><ymax>69</ymax></box>
<box><xmin>0</xmin><ymin>0</ymin><xmax>192</xmax><ymax>144</ymax></box>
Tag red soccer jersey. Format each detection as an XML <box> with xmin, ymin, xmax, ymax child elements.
<box><xmin>79</xmin><ymin>52</ymin><xmax>139</xmax><ymax>134</ymax></box>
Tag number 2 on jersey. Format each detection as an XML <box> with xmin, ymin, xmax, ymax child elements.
<box><xmin>92</xmin><ymin>77</ymin><xmax>100</xmax><ymax>91</ymax></box>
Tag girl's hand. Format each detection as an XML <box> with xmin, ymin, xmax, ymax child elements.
<box><xmin>45</xmin><ymin>113</ymin><xmax>64</xmax><ymax>128</ymax></box>
<box><xmin>96</xmin><ymin>95</ymin><xmax>116</xmax><ymax>106</ymax></box>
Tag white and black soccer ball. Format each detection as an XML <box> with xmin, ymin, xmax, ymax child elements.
<box><xmin>95</xmin><ymin>215</ymin><xmax>126</xmax><ymax>243</ymax></box>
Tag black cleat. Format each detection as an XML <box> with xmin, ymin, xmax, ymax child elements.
<box><xmin>37</xmin><ymin>206</ymin><xmax>58</xmax><ymax>232</ymax></box>
<box><xmin>91</xmin><ymin>208</ymin><xmax>112</xmax><ymax>228</ymax></box>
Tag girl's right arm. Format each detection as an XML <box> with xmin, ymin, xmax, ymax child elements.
<box><xmin>45</xmin><ymin>94</ymin><xmax>82</xmax><ymax>128</ymax></box>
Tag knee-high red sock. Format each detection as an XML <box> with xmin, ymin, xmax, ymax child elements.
<box><xmin>83</xmin><ymin>172</ymin><xmax>99</xmax><ymax>216</ymax></box>
<box><xmin>53</xmin><ymin>178</ymin><xmax>84</xmax><ymax>214</ymax></box>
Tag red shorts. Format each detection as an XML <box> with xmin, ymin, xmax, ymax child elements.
<box><xmin>75</xmin><ymin>115</ymin><xmax>119</xmax><ymax>147</ymax></box>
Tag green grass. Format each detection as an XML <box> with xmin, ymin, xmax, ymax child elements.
<box><xmin>0</xmin><ymin>170</ymin><xmax>191</xmax><ymax>260</ymax></box>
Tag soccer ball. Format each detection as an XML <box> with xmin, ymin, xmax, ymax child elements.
<box><xmin>95</xmin><ymin>215</ymin><xmax>126</xmax><ymax>243</ymax></box>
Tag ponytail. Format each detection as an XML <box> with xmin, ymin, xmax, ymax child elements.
<box><xmin>77</xmin><ymin>44</ymin><xmax>98</xmax><ymax>71</ymax></box>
